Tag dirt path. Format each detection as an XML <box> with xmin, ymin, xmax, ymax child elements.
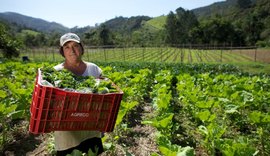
<box><xmin>104</xmin><ymin>104</ymin><xmax>159</xmax><ymax>156</ymax></box>
<box><xmin>128</xmin><ymin>104</ymin><xmax>159</xmax><ymax>155</ymax></box>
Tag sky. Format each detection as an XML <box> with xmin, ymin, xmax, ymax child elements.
<box><xmin>0</xmin><ymin>0</ymin><xmax>225</xmax><ymax>28</ymax></box>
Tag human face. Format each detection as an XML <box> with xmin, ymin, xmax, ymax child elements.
<box><xmin>62</xmin><ymin>41</ymin><xmax>83</xmax><ymax>63</ymax></box>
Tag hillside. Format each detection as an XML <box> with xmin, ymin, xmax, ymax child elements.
<box><xmin>138</xmin><ymin>0</ymin><xmax>251</xmax><ymax>31</ymax></box>
<box><xmin>192</xmin><ymin>0</ymin><xmax>236</xmax><ymax>20</ymax></box>
<box><xmin>192</xmin><ymin>0</ymin><xmax>257</xmax><ymax>19</ymax></box>
<box><xmin>192</xmin><ymin>0</ymin><xmax>270</xmax><ymax>43</ymax></box>
<box><xmin>145</xmin><ymin>15</ymin><xmax>166</xmax><ymax>30</ymax></box>
<box><xmin>1</xmin><ymin>0</ymin><xmax>269</xmax><ymax>47</ymax></box>
<box><xmin>146</xmin><ymin>0</ymin><xmax>262</xmax><ymax>30</ymax></box>
<box><xmin>103</xmin><ymin>16</ymin><xmax>152</xmax><ymax>32</ymax></box>
<box><xmin>0</xmin><ymin>1</ymin><xmax>262</xmax><ymax>34</ymax></box>
<box><xmin>0</xmin><ymin>12</ymin><xmax>69</xmax><ymax>33</ymax></box>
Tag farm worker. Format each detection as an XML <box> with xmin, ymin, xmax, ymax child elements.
<box><xmin>53</xmin><ymin>33</ymin><xmax>104</xmax><ymax>156</ymax></box>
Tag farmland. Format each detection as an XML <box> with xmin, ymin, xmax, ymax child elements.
<box><xmin>20</xmin><ymin>46</ymin><xmax>270</xmax><ymax>63</ymax></box>
<box><xmin>1</xmin><ymin>0</ymin><xmax>270</xmax><ymax>154</ymax></box>
<box><xmin>19</xmin><ymin>46</ymin><xmax>270</xmax><ymax>74</ymax></box>
<box><xmin>0</xmin><ymin>59</ymin><xmax>269</xmax><ymax>156</ymax></box>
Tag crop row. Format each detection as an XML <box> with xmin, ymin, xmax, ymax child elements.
<box><xmin>0</xmin><ymin>61</ymin><xmax>269</xmax><ymax>155</ymax></box>
<box><xmin>20</xmin><ymin>47</ymin><xmax>260</xmax><ymax>64</ymax></box>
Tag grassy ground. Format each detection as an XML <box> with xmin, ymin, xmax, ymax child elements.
<box><xmin>230</xmin><ymin>62</ymin><xmax>270</xmax><ymax>74</ymax></box>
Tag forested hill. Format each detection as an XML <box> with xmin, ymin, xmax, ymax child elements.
<box><xmin>0</xmin><ymin>12</ymin><xmax>151</xmax><ymax>34</ymax></box>
<box><xmin>0</xmin><ymin>0</ymin><xmax>267</xmax><ymax>34</ymax></box>
<box><xmin>0</xmin><ymin>12</ymin><xmax>69</xmax><ymax>33</ymax></box>
<box><xmin>1</xmin><ymin>0</ymin><xmax>269</xmax><ymax>48</ymax></box>
<box><xmin>192</xmin><ymin>0</ymin><xmax>236</xmax><ymax>19</ymax></box>
<box><xmin>103</xmin><ymin>16</ymin><xmax>152</xmax><ymax>32</ymax></box>
<box><xmin>192</xmin><ymin>0</ymin><xmax>257</xmax><ymax>19</ymax></box>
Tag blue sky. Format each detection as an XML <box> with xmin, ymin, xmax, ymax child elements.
<box><xmin>0</xmin><ymin>0</ymin><xmax>224</xmax><ymax>28</ymax></box>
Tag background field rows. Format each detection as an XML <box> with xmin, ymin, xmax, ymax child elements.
<box><xmin>20</xmin><ymin>47</ymin><xmax>270</xmax><ymax>64</ymax></box>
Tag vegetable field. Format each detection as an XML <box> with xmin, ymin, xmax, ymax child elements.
<box><xmin>20</xmin><ymin>47</ymin><xmax>270</xmax><ymax>64</ymax></box>
<box><xmin>0</xmin><ymin>61</ymin><xmax>270</xmax><ymax>156</ymax></box>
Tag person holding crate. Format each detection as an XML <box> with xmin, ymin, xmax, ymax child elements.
<box><xmin>53</xmin><ymin>33</ymin><xmax>104</xmax><ymax>156</ymax></box>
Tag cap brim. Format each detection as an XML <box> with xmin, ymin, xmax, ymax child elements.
<box><xmin>61</xmin><ymin>39</ymin><xmax>80</xmax><ymax>46</ymax></box>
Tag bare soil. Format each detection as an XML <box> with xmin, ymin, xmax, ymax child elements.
<box><xmin>231</xmin><ymin>49</ymin><xmax>270</xmax><ymax>63</ymax></box>
<box><xmin>0</xmin><ymin>120</ymin><xmax>50</xmax><ymax>156</ymax></box>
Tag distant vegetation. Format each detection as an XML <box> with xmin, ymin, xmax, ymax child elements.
<box><xmin>145</xmin><ymin>15</ymin><xmax>166</xmax><ymax>30</ymax></box>
<box><xmin>0</xmin><ymin>23</ymin><xmax>20</xmax><ymax>58</ymax></box>
<box><xmin>0</xmin><ymin>12</ymin><xmax>69</xmax><ymax>33</ymax></box>
<box><xmin>0</xmin><ymin>0</ymin><xmax>270</xmax><ymax>59</ymax></box>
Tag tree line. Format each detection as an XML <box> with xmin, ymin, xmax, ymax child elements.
<box><xmin>0</xmin><ymin>0</ymin><xmax>269</xmax><ymax>58</ymax></box>
<box><xmin>164</xmin><ymin>0</ymin><xmax>267</xmax><ymax>47</ymax></box>
<box><xmin>90</xmin><ymin>0</ymin><xmax>269</xmax><ymax>47</ymax></box>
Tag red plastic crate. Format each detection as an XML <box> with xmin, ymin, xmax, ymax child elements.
<box><xmin>29</xmin><ymin>69</ymin><xmax>123</xmax><ymax>134</ymax></box>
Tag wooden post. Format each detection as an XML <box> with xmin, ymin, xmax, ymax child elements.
<box><xmin>254</xmin><ymin>46</ymin><xmax>257</xmax><ymax>62</ymax></box>
<box><xmin>122</xmin><ymin>47</ymin><xmax>125</xmax><ymax>61</ymax></box>
<box><xmin>52</xmin><ymin>47</ymin><xmax>55</xmax><ymax>62</ymax></box>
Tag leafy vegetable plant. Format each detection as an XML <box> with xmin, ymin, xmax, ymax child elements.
<box><xmin>40</xmin><ymin>67</ymin><xmax>118</xmax><ymax>94</ymax></box>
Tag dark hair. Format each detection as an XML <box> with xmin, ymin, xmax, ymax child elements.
<box><xmin>59</xmin><ymin>42</ymin><xmax>84</xmax><ymax>57</ymax></box>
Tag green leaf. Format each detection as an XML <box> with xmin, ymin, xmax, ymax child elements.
<box><xmin>198</xmin><ymin>125</ymin><xmax>208</xmax><ymax>135</ymax></box>
<box><xmin>103</xmin><ymin>142</ymin><xmax>113</xmax><ymax>150</ymax></box>
<box><xmin>141</xmin><ymin>120</ymin><xmax>153</xmax><ymax>125</ymax></box>
<box><xmin>66</xmin><ymin>149</ymin><xmax>82</xmax><ymax>156</ymax></box>
<box><xmin>177</xmin><ymin>146</ymin><xmax>194</xmax><ymax>156</ymax></box>
<box><xmin>159</xmin><ymin>113</ymin><xmax>174</xmax><ymax>128</ymax></box>
<box><xmin>249</xmin><ymin>111</ymin><xmax>261</xmax><ymax>123</ymax></box>
<box><xmin>0</xmin><ymin>90</ymin><xmax>7</xmax><ymax>98</ymax></box>
<box><xmin>159</xmin><ymin>146</ymin><xmax>177</xmax><ymax>156</ymax></box>
<box><xmin>87</xmin><ymin>146</ymin><xmax>99</xmax><ymax>156</ymax></box>
<box><xmin>4</xmin><ymin>104</ymin><xmax>17</xmax><ymax>115</ymax></box>
<box><xmin>14</xmin><ymin>88</ymin><xmax>27</xmax><ymax>95</ymax></box>
<box><xmin>157</xmin><ymin>92</ymin><xmax>171</xmax><ymax>110</ymax></box>
<box><xmin>196</xmin><ymin>110</ymin><xmax>210</xmax><ymax>122</ymax></box>
<box><xmin>125</xmin><ymin>101</ymin><xmax>139</xmax><ymax>110</ymax></box>
<box><xmin>224</xmin><ymin>104</ymin><xmax>239</xmax><ymax>114</ymax></box>
<box><xmin>8</xmin><ymin>110</ymin><xmax>24</xmax><ymax>119</ymax></box>
<box><xmin>262</xmin><ymin>114</ymin><xmax>270</xmax><ymax>123</ymax></box>
<box><xmin>115</xmin><ymin>109</ymin><xmax>127</xmax><ymax>126</ymax></box>
<box><xmin>195</xmin><ymin>100</ymin><xmax>213</xmax><ymax>109</ymax></box>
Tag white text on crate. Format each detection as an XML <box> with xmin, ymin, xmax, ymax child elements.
<box><xmin>70</xmin><ymin>113</ymin><xmax>89</xmax><ymax>117</ymax></box>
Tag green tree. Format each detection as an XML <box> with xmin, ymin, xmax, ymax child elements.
<box><xmin>98</xmin><ymin>24</ymin><xmax>112</xmax><ymax>46</ymax></box>
<box><xmin>164</xmin><ymin>11</ymin><xmax>178</xmax><ymax>45</ymax></box>
<box><xmin>195</xmin><ymin>17</ymin><xmax>240</xmax><ymax>46</ymax></box>
<box><xmin>84</xmin><ymin>29</ymin><xmax>99</xmax><ymax>46</ymax></box>
<box><xmin>242</xmin><ymin>12</ymin><xmax>264</xmax><ymax>45</ymax></box>
<box><xmin>47</xmin><ymin>32</ymin><xmax>61</xmax><ymax>47</ymax></box>
<box><xmin>131</xmin><ymin>21</ymin><xmax>161</xmax><ymax>47</ymax></box>
<box><xmin>19</xmin><ymin>30</ymin><xmax>47</xmax><ymax>47</ymax></box>
<box><xmin>231</xmin><ymin>20</ymin><xmax>246</xmax><ymax>46</ymax></box>
<box><xmin>34</xmin><ymin>33</ymin><xmax>46</xmax><ymax>46</ymax></box>
<box><xmin>0</xmin><ymin>23</ymin><xmax>21</xmax><ymax>58</ymax></box>
<box><xmin>164</xmin><ymin>8</ymin><xmax>198</xmax><ymax>45</ymax></box>
<box><xmin>189</xmin><ymin>26</ymin><xmax>204</xmax><ymax>44</ymax></box>
<box><xmin>175</xmin><ymin>7</ymin><xmax>198</xmax><ymax>44</ymax></box>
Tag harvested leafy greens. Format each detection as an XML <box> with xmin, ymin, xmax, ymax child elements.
<box><xmin>40</xmin><ymin>67</ymin><xmax>118</xmax><ymax>94</ymax></box>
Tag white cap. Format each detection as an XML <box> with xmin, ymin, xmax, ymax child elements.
<box><xmin>60</xmin><ymin>33</ymin><xmax>80</xmax><ymax>46</ymax></box>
